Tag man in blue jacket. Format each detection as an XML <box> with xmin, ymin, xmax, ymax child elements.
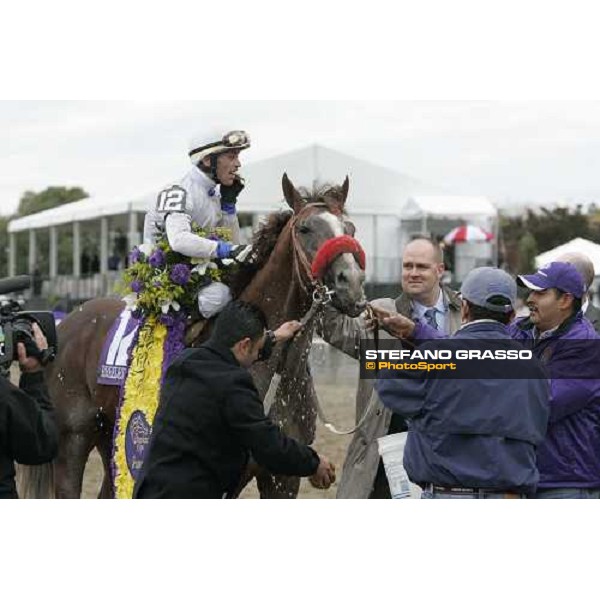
<box><xmin>513</xmin><ymin>262</ymin><xmax>600</xmax><ymax>499</ymax></box>
<box><xmin>375</xmin><ymin>267</ymin><xmax>550</xmax><ymax>499</ymax></box>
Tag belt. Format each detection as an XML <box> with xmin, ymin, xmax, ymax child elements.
<box><xmin>425</xmin><ymin>484</ymin><xmax>524</xmax><ymax>499</ymax></box>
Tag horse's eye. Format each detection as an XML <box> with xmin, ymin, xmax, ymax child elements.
<box><xmin>298</xmin><ymin>225</ymin><xmax>311</xmax><ymax>234</ymax></box>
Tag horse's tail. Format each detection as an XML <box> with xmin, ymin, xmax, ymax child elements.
<box><xmin>16</xmin><ymin>462</ymin><xmax>55</xmax><ymax>499</ymax></box>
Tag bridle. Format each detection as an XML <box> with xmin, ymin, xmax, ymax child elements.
<box><xmin>288</xmin><ymin>202</ymin><xmax>365</xmax><ymax>301</ymax></box>
<box><xmin>264</xmin><ymin>201</ymin><xmax>378</xmax><ymax>436</ymax></box>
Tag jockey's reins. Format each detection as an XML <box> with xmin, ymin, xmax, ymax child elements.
<box><xmin>263</xmin><ymin>202</ymin><xmax>379</xmax><ymax>436</ymax></box>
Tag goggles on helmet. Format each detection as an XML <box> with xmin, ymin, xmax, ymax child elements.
<box><xmin>188</xmin><ymin>130</ymin><xmax>251</xmax><ymax>163</ymax></box>
<box><xmin>223</xmin><ymin>130</ymin><xmax>250</xmax><ymax>147</ymax></box>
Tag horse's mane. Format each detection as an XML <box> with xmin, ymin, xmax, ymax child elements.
<box><xmin>229</xmin><ymin>184</ymin><xmax>346</xmax><ymax>298</ymax></box>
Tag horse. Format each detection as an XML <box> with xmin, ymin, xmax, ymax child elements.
<box><xmin>18</xmin><ymin>174</ymin><xmax>367</xmax><ymax>499</ymax></box>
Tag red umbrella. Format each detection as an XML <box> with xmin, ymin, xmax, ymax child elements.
<box><xmin>444</xmin><ymin>225</ymin><xmax>493</xmax><ymax>245</ymax></box>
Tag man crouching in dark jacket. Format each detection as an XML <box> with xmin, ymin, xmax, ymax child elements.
<box><xmin>133</xmin><ymin>300</ymin><xmax>335</xmax><ymax>499</ymax></box>
<box><xmin>1</xmin><ymin>323</ymin><xmax>58</xmax><ymax>499</ymax></box>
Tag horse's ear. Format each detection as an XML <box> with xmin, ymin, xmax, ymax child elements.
<box><xmin>282</xmin><ymin>173</ymin><xmax>305</xmax><ymax>213</ymax></box>
<box><xmin>340</xmin><ymin>176</ymin><xmax>350</xmax><ymax>206</ymax></box>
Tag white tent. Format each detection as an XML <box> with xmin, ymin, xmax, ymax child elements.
<box><xmin>6</xmin><ymin>143</ymin><xmax>494</xmax><ymax>289</ymax></box>
<box><xmin>8</xmin><ymin>144</ymin><xmax>445</xmax><ymax>285</ymax></box>
<box><xmin>535</xmin><ymin>237</ymin><xmax>600</xmax><ymax>273</ymax></box>
<box><xmin>242</xmin><ymin>144</ymin><xmax>444</xmax><ymax>215</ymax></box>
<box><xmin>8</xmin><ymin>193</ymin><xmax>153</xmax><ymax>233</ymax></box>
<box><xmin>8</xmin><ymin>144</ymin><xmax>442</xmax><ymax>231</ymax></box>
<box><xmin>401</xmin><ymin>195</ymin><xmax>497</xmax><ymax>220</ymax></box>
<box><xmin>241</xmin><ymin>145</ymin><xmax>445</xmax><ymax>284</ymax></box>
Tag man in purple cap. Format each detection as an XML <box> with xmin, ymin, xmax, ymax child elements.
<box><xmin>513</xmin><ymin>261</ymin><xmax>600</xmax><ymax>499</ymax></box>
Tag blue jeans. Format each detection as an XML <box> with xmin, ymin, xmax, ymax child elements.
<box><xmin>534</xmin><ymin>487</ymin><xmax>600</xmax><ymax>499</ymax></box>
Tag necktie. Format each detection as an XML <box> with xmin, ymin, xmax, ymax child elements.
<box><xmin>424</xmin><ymin>308</ymin><xmax>439</xmax><ymax>330</ymax></box>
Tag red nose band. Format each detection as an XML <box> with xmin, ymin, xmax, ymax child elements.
<box><xmin>311</xmin><ymin>235</ymin><xmax>366</xmax><ymax>281</ymax></box>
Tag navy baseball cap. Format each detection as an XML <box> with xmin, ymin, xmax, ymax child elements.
<box><xmin>460</xmin><ymin>267</ymin><xmax>517</xmax><ymax>313</ymax></box>
<box><xmin>517</xmin><ymin>262</ymin><xmax>585</xmax><ymax>299</ymax></box>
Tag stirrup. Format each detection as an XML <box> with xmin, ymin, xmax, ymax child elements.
<box><xmin>185</xmin><ymin>319</ymin><xmax>207</xmax><ymax>347</ymax></box>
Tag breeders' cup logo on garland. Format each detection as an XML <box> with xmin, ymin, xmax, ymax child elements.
<box><xmin>125</xmin><ymin>410</ymin><xmax>152</xmax><ymax>479</ymax></box>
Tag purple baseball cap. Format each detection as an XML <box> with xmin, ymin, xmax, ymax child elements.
<box><xmin>517</xmin><ymin>262</ymin><xmax>585</xmax><ymax>299</ymax></box>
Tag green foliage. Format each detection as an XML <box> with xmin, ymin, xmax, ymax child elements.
<box><xmin>17</xmin><ymin>186</ymin><xmax>88</xmax><ymax>217</ymax></box>
<box><xmin>500</xmin><ymin>204</ymin><xmax>600</xmax><ymax>273</ymax></box>
<box><xmin>517</xmin><ymin>231</ymin><xmax>538</xmax><ymax>273</ymax></box>
<box><xmin>502</xmin><ymin>205</ymin><xmax>597</xmax><ymax>255</ymax></box>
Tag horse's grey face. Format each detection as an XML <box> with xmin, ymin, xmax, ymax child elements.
<box><xmin>296</xmin><ymin>209</ymin><xmax>367</xmax><ymax>317</ymax></box>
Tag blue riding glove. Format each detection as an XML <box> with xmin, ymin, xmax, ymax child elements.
<box><xmin>215</xmin><ymin>242</ymin><xmax>253</xmax><ymax>264</ymax></box>
<box><xmin>216</xmin><ymin>241</ymin><xmax>233</xmax><ymax>259</ymax></box>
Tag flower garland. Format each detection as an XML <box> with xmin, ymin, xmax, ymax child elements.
<box><xmin>112</xmin><ymin>315</ymin><xmax>167</xmax><ymax>499</ymax></box>
<box><xmin>120</xmin><ymin>225</ymin><xmax>233</xmax><ymax>317</ymax></box>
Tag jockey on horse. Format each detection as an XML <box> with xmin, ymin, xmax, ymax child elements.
<box><xmin>143</xmin><ymin>128</ymin><xmax>255</xmax><ymax>337</ymax></box>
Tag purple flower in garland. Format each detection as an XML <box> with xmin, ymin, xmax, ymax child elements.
<box><xmin>149</xmin><ymin>248</ymin><xmax>165</xmax><ymax>268</ymax></box>
<box><xmin>170</xmin><ymin>263</ymin><xmax>191</xmax><ymax>286</ymax></box>
<box><xmin>159</xmin><ymin>313</ymin><xmax>176</xmax><ymax>328</ymax></box>
<box><xmin>131</xmin><ymin>280</ymin><xmax>145</xmax><ymax>293</ymax></box>
<box><xmin>129</xmin><ymin>247</ymin><xmax>143</xmax><ymax>264</ymax></box>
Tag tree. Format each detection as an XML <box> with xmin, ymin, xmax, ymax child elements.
<box><xmin>523</xmin><ymin>205</ymin><xmax>593</xmax><ymax>252</ymax></box>
<box><xmin>2</xmin><ymin>186</ymin><xmax>89</xmax><ymax>279</ymax></box>
<box><xmin>517</xmin><ymin>231</ymin><xmax>538</xmax><ymax>273</ymax></box>
<box><xmin>500</xmin><ymin>204</ymin><xmax>600</xmax><ymax>273</ymax></box>
<box><xmin>17</xmin><ymin>186</ymin><xmax>88</xmax><ymax>217</ymax></box>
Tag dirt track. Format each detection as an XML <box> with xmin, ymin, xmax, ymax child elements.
<box><xmin>82</xmin><ymin>342</ymin><xmax>358</xmax><ymax>499</ymax></box>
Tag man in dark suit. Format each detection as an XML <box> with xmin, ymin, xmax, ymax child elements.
<box><xmin>557</xmin><ymin>252</ymin><xmax>600</xmax><ymax>333</ymax></box>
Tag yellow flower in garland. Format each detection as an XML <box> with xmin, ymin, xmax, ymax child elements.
<box><xmin>120</xmin><ymin>225</ymin><xmax>233</xmax><ymax>317</ymax></box>
<box><xmin>113</xmin><ymin>316</ymin><xmax>166</xmax><ymax>499</ymax></box>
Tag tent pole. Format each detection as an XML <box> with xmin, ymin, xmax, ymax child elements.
<box><xmin>28</xmin><ymin>229</ymin><xmax>37</xmax><ymax>274</ymax></box>
<box><xmin>50</xmin><ymin>226</ymin><xmax>58</xmax><ymax>279</ymax></box>
<box><xmin>128</xmin><ymin>207</ymin><xmax>138</xmax><ymax>251</ymax></box>
<box><xmin>100</xmin><ymin>217</ymin><xmax>109</xmax><ymax>275</ymax></box>
<box><xmin>73</xmin><ymin>221</ymin><xmax>81</xmax><ymax>278</ymax></box>
<box><xmin>8</xmin><ymin>233</ymin><xmax>16</xmax><ymax>277</ymax></box>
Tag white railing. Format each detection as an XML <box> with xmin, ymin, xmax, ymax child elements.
<box><xmin>42</xmin><ymin>273</ymin><xmax>124</xmax><ymax>300</ymax></box>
